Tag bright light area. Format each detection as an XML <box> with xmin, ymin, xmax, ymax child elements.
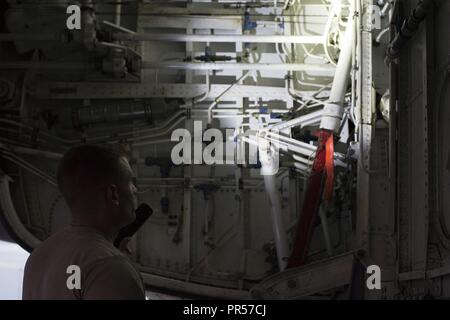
<box><xmin>0</xmin><ymin>240</ymin><xmax>29</xmax><ymax>300</ymax></box>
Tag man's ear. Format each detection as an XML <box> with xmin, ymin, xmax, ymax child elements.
<box><xmin>106</xmin><ymin>184</ymin><xmax>120</xmax><ymax>206</ymax></box>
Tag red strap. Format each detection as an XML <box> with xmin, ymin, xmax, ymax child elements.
<box><xmin>324</xmin><ymin>134</ymin><xmax>334</xmax><ymax>203</ymax></box>
<box><xmin>286</xmin><ymin>130</ymin><xmax>331</xmax><ymax>268</ymax></box>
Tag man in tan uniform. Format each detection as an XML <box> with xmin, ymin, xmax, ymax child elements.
<box><xmin>22</xmin><ymin>144</ymin><xmax>145</xmax><ymax>300</ymax></box>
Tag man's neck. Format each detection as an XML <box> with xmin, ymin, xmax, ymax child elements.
<box><xmin>71</xmin><ymin>214</ymin><xmax>119</xmax><ymax>243</ymax></box>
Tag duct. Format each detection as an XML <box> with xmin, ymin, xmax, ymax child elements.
<box><xmin>0</xmin><ymin>171</ymin><xmax>42</xmax><ymax>251</ymax></box>
<box><xmin>320</xmin><ymin>0</ymin><xmax>355</xmax><ymax>132</ymax></box>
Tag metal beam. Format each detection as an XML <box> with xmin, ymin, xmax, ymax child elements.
<box><xmin>114</xmin><ymin>33</ymin><xmax>325</xmax><ymax>44</ymax></box>
<box><xmin>250</xmin><ymin>252</ymin><xmax>355</xmax><ymax>299</ymax></box>
<box><xmin>141</xmin><ymin>61</ymin><xmax>335</xmax><ymax>72</ymax></box>
<box><xmin>139</xmin><ymin>16</ymin><xmax>242</xmax><ymax>30</ymax></box>
<box><xmin>0</xmin><ymin>61</ymin><xmax>334</xmax><ymax>73</ymax></box>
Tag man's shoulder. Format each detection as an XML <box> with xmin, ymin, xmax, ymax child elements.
<box><xmin>23</xmin><ymin>226</ymin><xmax>143</xmax><ymax>300</ymax></box>
<box><xmin>25</xmin><ymin>228</ymin><xmax>68</xmax><ymax>263</ymax></box>
<box><xmin>26</xmin><ymin>226</ymin><xmax>123</xmax><ymax>270</ymax></box>
<box><xmin>85</xmin><ymin>255</ymin><xmax>139</xmax><ymax>275</ymax></box>
<box><xmin>65</xmin><ymin>227</ymin><xmax>125</xmax><ymax>266</ymax></box>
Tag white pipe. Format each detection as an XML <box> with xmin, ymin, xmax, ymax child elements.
<box><xmin>292</xmin><ymin>154</ymin><xmax>314</xmax><ymax>166</ymax></box>
<box><xmin>131</xmin><ymin>138</ymin><xmax>174</xmax><ymax>147</ymax></box>
<box><xmin>323</xmin><ymin>0</ymin><xmax>343</xmax><ymax>66</ymax></box>
<box><xmin>0</xmin><ymin>33</ymin><xmax>58</xmax><ymax>41</ymax></box>
<box><xmin>293</xmin><ymin>162</ymin><xmax>309</xmax><ymax>172</ymax></box>
<box><xmin>269</xmin><ymin>109</ymin><xmax>324</xmax><ymax>131</ymax></box>
<box><xmin>210</xmin><ymin>115</ymin><xmax>251</xmax><ymax>119</ymax></box>
<box><xmin>287</xmin><ymin>72</ymin><xmax>330</xmax><ymax>109</ymax></box>
<box><xmin>115</xmin><ymin>0</ymin><xmax>122</xmax><ymax>26</ymax></box>
<box><xmin>123</xmin><ymin>117</ymin><xmax>186</xmax><ymax>142</ymax></box>
<box><xmin>207</xmin><ymin>72</ymin><xmax>251</xmax><ymax>124</ymax></box>
<box><xmin>102</xmin><ymin>20</ymin><xmax>136</xmax><ymax>34</ymax></box>
<box><xmin>114</xmin><ymin>33</ymin><xmax>324</xmax><ymax>44</ymax></box>
<box><xmin>350</xmin><ymin>2</ymin><xmax>358</xmax><ymax>138</ymax></box>
<box><xmin>320</xmin><ymin>0</ymin><xmax>355</xmax><ymax>132</ymax></box>
<box><xmin>2</xmin><ymin>61</ymin><xmax>334</xmax><ymax>73</ymax></box>
<box><xmin>0</xmin><ymin>111</ymin><xmax>187</xmax><ymax>146</ymax></box>
<box><xmin>180</xmin><ymin>71</ymin><xmax>211</xmax><ymax>109</ymax></box>
<box><xmin>376</xmin><ymin>27</ymin><xmax>390</xmax><ymax>43</ymax></box>
<box><xmin>318</xmin><ymin>205</ymin><xmax>334</xmax><ymax>256</ymax></box>
<box><xmin>279</xmin><ymin>41</ymin><xmax>332</xmax><ymax>90</ymax></box>
<box><xmin>285</xmin><ymin>72</ymin><xmax>305</xmax><ymax>106</ymax></box>
<box><xmin>293</xmin><ymin>3</ymin><xmax>330</xmax><ymax>63</ymax></box>
<box><xmin>141</xmin><ymin>61</ymin><xmax>335</xmax><ymax>72</ymax></box>
<box><xmin>380</xmin><ymin>1</ymin><xmax>390</xmax><ymax>18</ymax></box>
<box><xmin>264</xmin><ymin>136</ymin><xmax>316</xmax><ymax>158</ymax></box>
<box><xmin>121</xmin><ymin>111</ymin><xmax>186</xmax><ymax>135</ymax></box>
<box><xmin>275</xmin><ymin>43</ymin><xmax>287</xmax><ymax>63</ymax></box>
<box><xmin>0</xmin><ymin>144</ymin><xmax>63</xmax><ymax>160</ymax></box>
<box><xmin>279</xmin><ymin>40</ymin><xmax>332</xmax><ymax>91</ymax></box>
<box><xmin>295</xmin><ymin>75</ymin><xmax>331</xmax><ymax>90</ymax></box>
<box><xmin>263</xmin><ymin>171</ymin><xmax>289</xmax><ymax>271</ymax></box>
<box><xmin>1</xmin><ymin>152</ymin><xmax>57</xmax><ymax>187</ymax></box>
<box><xmin>264</xmin><ymin>132</ymin><xmax>317</xmax><ymax>152</ymax></box>
<box><xmin>84</xmin><ymin>112</ymin><xmax>186</xmax><ymax>143</ymax></box>
<box><xmin>354</xmin><ymin>0</ymin><xmax>362</xmax><ymax>142</ymax></box>
<box><xmin>194</xmin><ymin>71</ymin><xmax>211</xmax><ymax>104</ymax></box>
<box><xmin>295</xmin><ymin>86</ymin><xmax>331</xmax><ymax>111</ymax></box>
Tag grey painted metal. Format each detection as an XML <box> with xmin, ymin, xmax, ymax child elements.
<box><xmin>250</xmin><ymin>252</ymin><xmax>355</xmax><ymax>299</ymax></box>
<box><xmin>356</xmin><ymin>0</ymin><xmax>374</xmax><ymax>256</ymax></box>
<box><xmin>141</xmin><ymin>272</ymin><xmax>250</xmax><ymax>299</ymax></box>
<box><xmin>397</xmin><ymin>11</ymin><xmax>430</xmax><ymax>279</ymax></box>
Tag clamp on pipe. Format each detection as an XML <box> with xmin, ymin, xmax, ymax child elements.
<box><xmin>320</xmin><ymin>102</ymin><xmax>345</xmax><ymax>133</ymax></box>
